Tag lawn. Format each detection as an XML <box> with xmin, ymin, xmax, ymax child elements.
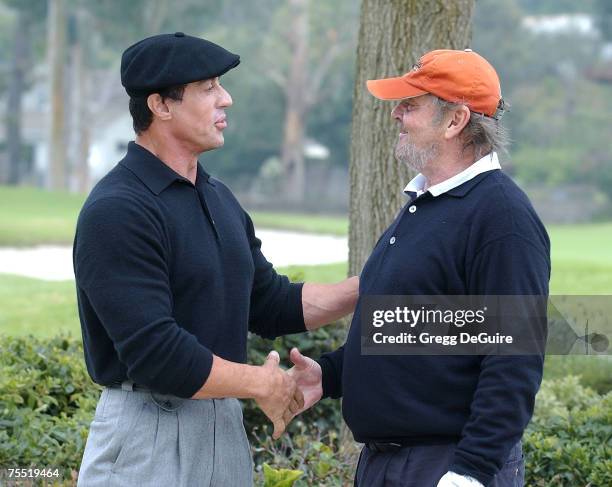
<box><xmin>0</xmin><ymin>262</ymin><xmax>348</xmax><ymax>338</ymax></box>
<box><xmin>0</xmin><ymin>186</ymin><xmax>86</xmax><ymax>246</ymax></box>
<box><xmin>0</xmin><ymin>185</ymin><xmax>347</xmax><ymax>245</ymax></box>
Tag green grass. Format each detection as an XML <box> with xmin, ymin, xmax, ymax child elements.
<box><xmin>0</xmin><ymin>274</ymin><xmax>80</xmax><ymax>337</ymax></box>
<box><xmin>250</xmin><ymin>211</ymin><xmax>348</xmax><ymax>236</ymax></box>
<box><xmin>0</xmin><ymin>186</ymin><xmax>86</xmax><ymax>246</ymax></box>
<box><xmin>0</xmin><ymin>185</ymin><xmax>347</xmax><ymax>245</ymax></box>
<box><xmin>0</xmin><ymin>263</ymin><xmax>349</xmax><ymax>337</ymax></box>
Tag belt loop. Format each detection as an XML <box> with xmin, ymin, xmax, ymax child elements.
<box><xmin>121</xmin><ymin>380</ymin><xmax>134</xmax><ymax>392</ymax></box>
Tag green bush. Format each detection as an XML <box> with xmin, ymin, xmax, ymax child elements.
<box><xmin>253</xmin><ymin>425</ymin><xmax>358</xmax><ymax>486</ymax></box>
<box><xmin>2</xmin><ymin>335</ymin><xmax>611</xmax><ymax>486</ymax></box>
<box><xmin>543</xmin><ymin>355</ymin><xmax>612</xmax><ymax>394</ymax></box>
<box><xmin>0</xmin><ymin>331</ymin><xmax>345</xmax><ymax>483</ymax></box>
<box><xmin>0</xmin><ymin>335</ymin><xmax>100</xmax><ymax>484</ymax></box>
<box><xmin>524</xmin><ymin>376</ymin><xmax>612</xmax><ymax>486</ymax></box>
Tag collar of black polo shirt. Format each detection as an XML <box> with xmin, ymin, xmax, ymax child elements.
<box><xmin>119</xmin><ymin>141</ymin><xmax>215</xmax><ymax>195</ymax></box>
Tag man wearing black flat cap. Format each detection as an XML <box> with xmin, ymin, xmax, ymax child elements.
<box><xmin>74</xmin><ymin>32</ymin><xmax>358</xmax><ymax>486</ymax></box>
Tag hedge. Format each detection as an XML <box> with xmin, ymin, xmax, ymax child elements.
<box><xmin>1</xmin><ymin>335</ymin><xmax>611</xmax><ymax>486</ymax></box>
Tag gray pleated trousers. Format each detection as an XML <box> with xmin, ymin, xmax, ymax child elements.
<box><xmin>77</xmin><ymin>388</ymin><xmax>253</xmax><ymax>486</ymax></box>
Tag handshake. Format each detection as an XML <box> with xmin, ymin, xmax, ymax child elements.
<box><xmin>254</xmin><ymin>347</ymin><xmax>323</xmax><ymax>439</ymax></box>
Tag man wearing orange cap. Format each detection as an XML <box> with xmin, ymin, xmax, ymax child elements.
<box><xmin>288</xmin><ymin>49</ymin><xmax>550</xmax><ymax>487</ymax></box>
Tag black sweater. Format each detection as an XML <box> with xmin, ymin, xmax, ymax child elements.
<box><xmin>74</xmin><ymin>142</ymin><xmax>305</xmax><ymax>399</ymax></box>
<box><xmin>318</xmin><ymin>169</ymin><xmax>550</xmax><ymax>486</ymax></box>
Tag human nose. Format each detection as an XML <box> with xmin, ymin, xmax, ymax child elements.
<box><xmin>218</xmin><ymin>85</ymin><xmax>233</xmax><ymax>108</ymax></box>
<box><xmin>391</xmin><ymin>103</ymin><xmax>403</xmax><ymax>121</ymax></box>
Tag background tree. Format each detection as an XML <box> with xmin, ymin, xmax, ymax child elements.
<box><xmin>348</xmin><ymin>0</ymin><xmax>475</xmax><ymax>276</ymax></box>
<box><xmin>1</xmin><ymin>0</ymin><xmax>46</xmax><ymax>185</ymax></box>
<box><xmin>47</xmin><ymin>0</ymin><xmax>67</xmax><ymax>190</ymax></box>
<box><xmin>277</xmin><ymin>0</ymin><xmax>347</xmax><ymax>204</ymax></box>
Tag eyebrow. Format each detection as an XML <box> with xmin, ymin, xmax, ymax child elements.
<box><xmin>400</xmin><ymin>99</ymin><xmax>418</xmax><ymax>107</ymax></box>
<box><xmin>198</xmin><ymin>77</ymin><xmax>219</xmax><ymax>86</ymax></box>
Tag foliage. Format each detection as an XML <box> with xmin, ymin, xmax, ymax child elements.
<box><xmin>0</xmin><ymin>335</ymin><xmax>100</xmax><ymax>482</ymax></box>
<box><xmin>543</xmin><ymin>356</ymin><xmax>612</xmax><ymax>394</ymax></box>
<box><xmin>262</xmin><ymin>463</ymin><xmax>303</xmax><ymax>487</ymax></box>
<box><xmin>524</xmin><ymin>376</ymin><xmax>612</xmax><ymax>486</ymax></box>
<box><xmin>254</xmin><ymin>426</ymin><xmax>358</xmax><ymax>486</ymax></box>
<box><xmin>2</xmin><ymin>336</ymin><xmax>611</xmax><ymax>486</ymax></box>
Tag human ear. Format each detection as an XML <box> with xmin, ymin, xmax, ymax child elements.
<box><xmin>444</xmin><ymin>105</ymin><xmax>470</xmax><ymax>140</ymax></box>
<box><xmin>146</xmin><ymin>93</ymin><xmax>172</xmax><ymax>121</ymax></box>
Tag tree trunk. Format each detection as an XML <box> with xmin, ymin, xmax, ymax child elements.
<box><xmin>348</xmin><ymin>0</ymin><xmax>474</xmax><ymax>277</ymax></box>
<box><xmin>69</xmin><ymin>8</ymin><xmax>90</xmax><ymax>193</ymax></box>
<box><xmin>47</xmin><ymin>0</ymin><xmax>67</xmax><ymax>190</ymax></box>
<box><xmin>4</xmin><ymin>10</ymin><xmax>29</xmax><ymax>185</ymax></box>
<box><xmin>280</xmin><ymin>0</ymin><xmax>309</xmax><ymax>205</ymax></box>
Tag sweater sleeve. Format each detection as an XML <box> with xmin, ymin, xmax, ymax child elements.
<box><xmin>317</xmin><ymin>345</ymin><xmax>345</xmax><ymax>399</ymax></box>
<box><xmin>449</xmin><ymin>233</ymin><xmax>550</xmax><ymax>486</ymax></box>
<box><xmin>244</xmin><ymin>211</ymin><xmax>306</xmax><ymax>339</ymax></box>
<box><xmin>74</xmin><ymin>197</ymin><xmax>213</xmax><ymax>398</ymax></box>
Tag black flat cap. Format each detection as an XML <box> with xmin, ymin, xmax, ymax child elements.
<box><xmin>121</xmin><ymin>32</ymin><xmax>240</xmax><ymax>97</ymax></box>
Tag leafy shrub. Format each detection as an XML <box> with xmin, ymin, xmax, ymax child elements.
<box><xmin>3</xmin><ymin>336</ymin><xmax>610</xmax><ymax>486</ymax></box>
<box><xmin>543</xmin><ymin>355</ymin><xmax>612</xmax><ymax>394</ymax></box>
<box><xmin>524</xmin><ymin>376</ymin><xmax>612</xmax><ymax>486</ymax></box>
<box><xmin>254</xmin><ymin>425</ymin><xmax>358</xmax><ymax>486</ymax></box>
<box><xmin>0</xmin><ymin>332</ymin><xmax>345</xmax><ymax>483</ymax></box>
<box><xmin>0</xmin><ymin>335</ymin><xmax>100</xmax><ymax>484</ymax></box>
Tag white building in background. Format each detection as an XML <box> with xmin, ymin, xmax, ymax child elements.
<box><xmin>522</xmin><ymin>14</ymin><xmax>597</xmax><ymax>36</ymax></box>
<box><xmin>87</xmin><ymin>114</ymin><xmax>133</xmax><ymax>181</ymax></box>
<box><xmin>0</xmin><ymin>66</ymin><xmax>132</xmax><ymax>190</ymax></box>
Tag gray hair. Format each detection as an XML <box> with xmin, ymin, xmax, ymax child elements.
<box><xmin>431</xmin><ymin>96</ymin><xmax>511</xmax><ymax>158</ymax></box>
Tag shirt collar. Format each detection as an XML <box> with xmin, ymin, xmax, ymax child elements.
<box><xmin>119</xmin><ymin>141</ymin><xmax>214</xmax><ymax>195</ymax></box>
<box><xmin>403</xmin><ymin>152</ymin><xmax>501</xmax><ymax>198</ymax></box>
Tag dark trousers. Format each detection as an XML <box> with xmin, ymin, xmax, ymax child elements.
<box><xmin>354</xmin><ymin>441</ymin><xmax>524</xmax><ymax>487</ymax></box>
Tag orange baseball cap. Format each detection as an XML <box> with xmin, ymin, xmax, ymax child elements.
<box><xmin>366</xmin><ymin>49</ymin><xmax>502</xmax><ymax>118</ymax></box>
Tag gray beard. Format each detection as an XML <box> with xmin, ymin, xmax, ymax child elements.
<box><xmin>394</xmin><ymin>139</ymin><xmax>440</xmax><ymax>173</ymax></box>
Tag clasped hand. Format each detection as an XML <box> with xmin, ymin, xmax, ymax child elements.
<box><xmin>255</xmin><ymin>351</ymin><xmax>304</xmax><ymax>439</ymax></box>
<box><xmin>255</xmin><ymin>348</ymin><xmax>323</xmax><ymax>439</ymax></box>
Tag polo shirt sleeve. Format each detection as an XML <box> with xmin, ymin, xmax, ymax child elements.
<box><xmin>243</xmin><ymin>212</ymin><xmax>306</xmax><ymax>339</ymax></box>
<box><xmin>449</xmin><ymin>233</ymin><xmax>550</xmax><ymax>486</ymax></box>
<box><xmin>74</xmin><ymin>197</ymin><xmax>213</xmax><ymax>398</ymax></box>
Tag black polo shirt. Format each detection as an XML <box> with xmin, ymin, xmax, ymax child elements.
<box><xmin>318</xmin><ymin>168</ymin><xmax>550</xmax><ymax>486</ymax></box>
<box><xmin>73</xmin><ymin>141</ymin><xmax>305</xmax><ymax>398</ymax></box>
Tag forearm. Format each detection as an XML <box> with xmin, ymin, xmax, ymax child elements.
<box><xmin>191</xmin><ymin>354</ymin><xmax>266</xmax><ymax>400</ymax></box>
<box><xmin>302</xmin><ymin>276</ymin><xmax>359</xmax><ymax>330</ymax></box>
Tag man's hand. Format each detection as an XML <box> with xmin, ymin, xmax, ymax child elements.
<box><xmin>254</xmin><ymin>351</ymin><xmax>304</xmax><ymax>439</ymax></box>
<box><xmin>287</xmin><ymin>347</ymin><xmax>323</xmax><ymax>415</ymax></box>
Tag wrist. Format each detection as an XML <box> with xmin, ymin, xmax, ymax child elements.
<box><xmin>242</xmin><ymin>364</ymin><xmax>266</xmax><ymax>400</ymax></box>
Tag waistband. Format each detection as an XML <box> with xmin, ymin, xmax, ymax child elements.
<box><xmin>365</xmin><ymin>435</ymin><xmax>461</xmax><ymax>452</ymax></box>
<box><xmin>106</xmin><ymin>380</ymin><xmax>152</xmax><ymax>393</ymax></box>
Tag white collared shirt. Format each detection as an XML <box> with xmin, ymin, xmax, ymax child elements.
<box><xmin>403</xmin><ymin>152</ymin><xmax>501</xmax><ymax>197</ymax></box>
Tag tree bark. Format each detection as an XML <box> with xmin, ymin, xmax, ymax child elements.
<box><xmin>348</xmin><ymin>0</ymin><xmax>474</xmax><ymax>277</ymax></box>
<box><xmin>280</xmin><ymin>0</ymin><xmax>309</xmax><ymax>205</ymax></box>
<box><xmin>47</xmin><ymin>0</ymin><xmax>68</xmax><ymax>190</ymax></box>
<box><xmin>4</xmin><ymin>10</ymin><xmax>29</xmax><ymax>185</ymax></box>
<box><xmin>69</xmin><ymin>8</ymin><xmax>90</xmax><ymax>193</ymax></box>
